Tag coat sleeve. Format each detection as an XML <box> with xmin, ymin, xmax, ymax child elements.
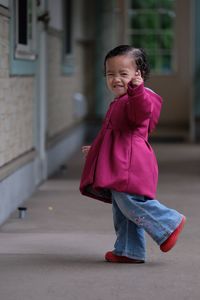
<box><xmin>126</xmin><ymin>82</ymin><xmax>153</xmax><ymax>126</ymax></box>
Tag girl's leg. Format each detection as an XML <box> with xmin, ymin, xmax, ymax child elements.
<box><xmin>112</xmin><ymin>190</ymin><xmax>184</xmax><ymax>246</ymax></box>
<box><xmin>111</xmin><ymin>195</ymin><xmax>146</xmax><ymax>260</ymax></box>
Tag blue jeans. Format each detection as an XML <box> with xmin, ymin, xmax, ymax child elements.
<box><xmin>111</xmin><ymin>190</ymin><xmax>183</xmax><ymax>261</ymax></box>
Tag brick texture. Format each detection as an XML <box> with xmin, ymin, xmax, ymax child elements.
<box><xmin>0</xmin><ymin>15</ymin><xmax>34</xmax><ymax>167</ymax></box>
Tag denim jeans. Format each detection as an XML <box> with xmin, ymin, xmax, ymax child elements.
<box><xmin>111</xmin><ymin>190</ymin><xmax>183</xmax><ymax>261</ymax></box>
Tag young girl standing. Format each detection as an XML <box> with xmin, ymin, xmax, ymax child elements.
<box><xmin>80</xmin><ymin>45</ymin><xmax>186</xmax><ymax>263</ymax></box>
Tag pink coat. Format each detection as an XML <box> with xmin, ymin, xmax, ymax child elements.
<box><xmin>80</xmin><ymin>82</ymin><xmax>162</xmax><ymax>203</ymax></box>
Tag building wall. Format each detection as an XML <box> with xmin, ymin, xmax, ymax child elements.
<box><xmin>0</xmin><ymin>0</ymin><xmax>88</xmax><ymax>224</ymax></box>
<box><xmin>47</xmin><ymin>31</ymin><xmax>85</xmax><ymax>138</ymax></box>
<box><xmin>0</xmin><ymin>13</ymin><xmax>35</xmax><ymax>168</ymax></box>
<box><xmin>47</xmin><ymin>0</ymin><xmax>87</xmax><ymax>140</ymax></box>
<box><xmin>0</xmin><ymin>6</ymin><xmax>36</xmax><ymax>225</ymax></box>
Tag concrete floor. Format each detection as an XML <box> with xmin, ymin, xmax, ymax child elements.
<box><xmin>0</xmin><ymin>143</ymin><xmax>200</xmax><ymax>300</ymax></box>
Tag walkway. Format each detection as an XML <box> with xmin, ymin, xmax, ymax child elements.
<box><xmin>0</xmin><ymin>143</ymin><xmax>200</xmax><ymax>300</ymax></box>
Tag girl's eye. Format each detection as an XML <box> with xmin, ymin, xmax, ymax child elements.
<box><xmin>106</xmin><ymin>73</ymin><xmax>114</xmax><ymax>77</ymax></box>
<box><xmin>121</xmin><ymin>73</ymin><xmax>128</xmax><ymax>76</ymax></box>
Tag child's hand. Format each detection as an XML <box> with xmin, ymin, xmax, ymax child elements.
<box><xmin>131</xmin><ymin>70</ymin><xmax>144</xmax><ymax>86</ymax></box>
<box><xmin>81</xmin><ymin>145</ymin><xmax>91</xmax><ymax>159</ymax></box>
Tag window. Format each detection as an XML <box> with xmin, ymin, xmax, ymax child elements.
<box><xmin>63</xmin><ymin>0</ymin><xmax>72</xmax><ymax>55</ymax></box>
<box><xmin>62</xmin><ymin>0</ymin><xmax>74</xmax><ymax>74</ymax></box>
<box><xmin>15</xmin><ymin>0</ymin><xmax>36</xmax><ymax>60</ymax></box>
<box><xmin>128</xmin><ymin>0</ymin><xmax>175</xmax><ymax>74</ymax></box>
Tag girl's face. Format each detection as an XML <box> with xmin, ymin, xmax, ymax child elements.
<box><xmin>105</xmin><ymin>55</ymin><xmax>137</xmax><ymax>97</ymax></box>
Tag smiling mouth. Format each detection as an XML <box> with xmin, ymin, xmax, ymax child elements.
<box><xmin>113</xmin><ymin>85</ymin><xmax>124</xmax><ymax>88</ymax></box>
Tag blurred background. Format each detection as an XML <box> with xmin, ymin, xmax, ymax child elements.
<box><xmin>0</xmin><ymin>0</ymin><xmax>200</xmax><ymax>224</ymax></box>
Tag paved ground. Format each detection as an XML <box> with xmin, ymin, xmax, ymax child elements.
<box><xmin>0</xmin><ymin>143</ymin><xmax>200</xmax><ymax>300</ymax></box>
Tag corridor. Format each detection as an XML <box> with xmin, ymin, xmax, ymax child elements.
<box><xmin>0</xmin><ymin>143</ymin><xmax>200</xmax><ymax>300</ymax></box>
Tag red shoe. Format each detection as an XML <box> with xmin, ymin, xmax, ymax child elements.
<box><xmin>105</xmin><ymin>251</ymin><xmax>145</xmax><ymax>263</ymax></box>
<box><xmin>160</xmin><ymin>216</ymin><xmax>186</xmax><ymax>252</ymax></box>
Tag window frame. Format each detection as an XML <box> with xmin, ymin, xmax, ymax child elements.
<box><xmin>127</xmin><ymin>0</ymin><xmax>176</xmax><ymax>75</ymax></box>
<box><xmin>14</xmin><ymin>0</ymin><xmax>37</xmax><ymax>60</ymax></box>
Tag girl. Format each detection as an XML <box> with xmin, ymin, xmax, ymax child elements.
<box><xmin>80</xmin><ymin>45</ymin><xmax>186</xmax><ymax>263</ymax></box>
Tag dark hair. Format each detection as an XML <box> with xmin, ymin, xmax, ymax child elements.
<box><xmin>104</xmin><ymin>45</ymin><xmax>150</xmax><ymax>81</ymax></box>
